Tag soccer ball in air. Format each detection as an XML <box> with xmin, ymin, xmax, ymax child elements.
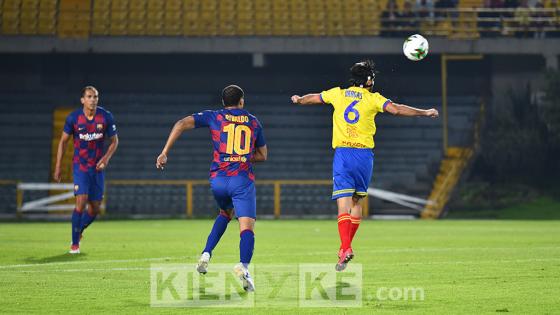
<box><xmin>403</xmin><ymin>34</ymin><xmax>429</xmax><ymax>61</ymax></box>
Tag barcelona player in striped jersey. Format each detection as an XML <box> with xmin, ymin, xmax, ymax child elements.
<box><xmin>156</xmin><ymin>85</ymin><xmax>267</xmax><ymax>292</ymax></box>
<box><xmin>291</xmin><ymin>60</ymin><xmax>438</xmax><ymax>271</ymax></box>
<box><xmin>54</xmin><ymin>86</ymin><xmax>119</xmax><ymax>254</ymax></box>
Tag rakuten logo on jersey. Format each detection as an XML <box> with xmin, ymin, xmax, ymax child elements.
<box><xmin>79</xmin><ymin>133</ymin><xmax>104</xmax><ymax>141</ymax></box>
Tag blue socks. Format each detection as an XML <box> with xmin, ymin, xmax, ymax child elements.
<box><xmin>72</xmin><ymin>208</ymin><xmax>98</xmax><ymax>246</ymax></box>
<box><xmin>240</xmin><ymin>229</ymin><xmax>255</xmax><ymax>268</ymax></box>
<box><xmin>71</xmin><ymin>209</ymin><xmax>82</xmax><ymax>246</ymax></box>
<box><xmin>80</xmin><ymin>211</ymin><xmax>97</xmax><ymax>233</ymax></box>
<box><xmin>202</xmin><ymin>210</ymin><xmax>231</xmax><ymax>255</ymax></box>
<box><xmin>201</xmin><ymin>210</ymin><xmax>255</xmax><ymax>267</ymax></box>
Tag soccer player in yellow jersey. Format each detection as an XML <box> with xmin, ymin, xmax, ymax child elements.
<box><xmin>291</xmin><ymin>60</ymin><xmax>439</xmax><ymax>271</ymax></box>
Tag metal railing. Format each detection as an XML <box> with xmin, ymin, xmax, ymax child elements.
<box><xmin>2</xmin><ymin>179</ymin><xmax>369</xmax><ymax>219</ymax></box>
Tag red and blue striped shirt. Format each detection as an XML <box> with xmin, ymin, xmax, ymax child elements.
<box><xmin>63</xmin><ymin>106</ymin><xmax>117</xmax><ymax>172</ymax></box>
<box><xmin>193</xmin><ymin>108</ymin><xmax>265</xmax><ymax>180</ymax></box>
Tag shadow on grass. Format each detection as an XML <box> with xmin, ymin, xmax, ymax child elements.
<box><xmin>23</xmin><ymin>252</ymin><xmax>88</xmax><ymax>264</ymax></box>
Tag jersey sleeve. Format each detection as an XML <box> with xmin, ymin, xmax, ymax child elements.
<box><xmin>105</xmin><ymin>111</ymin><xmax>118</xmax><ymax>137</ymax></box>
<box><xmin>254</xmin><ymin>119</ymin><xmax>266</xmax><ymax>147</ymax></box>
<box><xmin>63</xmin><ymin>113</ymin><xmax>74</xmax><ymax>135</ymax></box>
<box><xmin>320</xmin><ymin>87</ymin><xmax>341</xmax><ymax>105</ymax></box>
<box><xmin>373</xmin><ymin>93</ymin><xmax>392</xmax><ymax>113</ymax></box>
<box><xmin>193</xmin><ymin>110</ymin><xmax>214</xmax><ymax>128</ymax></box>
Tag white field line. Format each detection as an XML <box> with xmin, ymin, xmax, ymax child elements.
<box><xmin>7</xmin><ymin>257</ymin><xmax>560</xmax><ymax>273</ymax></box>
<box><xmin>0</xmin><ymin>256</ymin><xmax>190</xmax><ymax>269</ymax></box>
<box><xmin>1</xmin><ymin>246</ymin><xmax>559</xmax><ymax>270</ymax></box>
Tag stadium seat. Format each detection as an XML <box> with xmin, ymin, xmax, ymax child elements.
<box><xmin>2</xmin><ymin>9</ymin><xmax>20</xmax><ymax>35</ymax></box>
<box><xmin>163</xmin><ymin>10</ymin><xmax>182</xmax><ymax>36</ymax></box>
<box><xmin>21</xmin><ymin>0</ymin><xmax>39</xmax><ymax>26</ymax></box>
<box><xmin>201</xmin><ymin>0</ymin><xmax>217</xmax><ymax>11</ymax></box>
<box><xmin>37</xmin><ymin>9</ymin><xmax>56</xmax><ymax>35</ymax></box>
<box><xmin>238</xmin><ymin>0</ymin><xmax>254</xmax><ymax>10</ymax></box>
<box><xmin>58</xmin><ymin>0</ymin><xmax>91</xmax><ymax>38</ymax></box>
<box><xmin>147</xmin><ymin>0</ymin><xmax>164</xmax><ymax>10</ymax></box>
<box><xmin>255</xmin><ymin>12</ymin><xmax>272</xmax><ymax>35</ymax></box>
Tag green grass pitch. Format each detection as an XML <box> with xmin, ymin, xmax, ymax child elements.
<box><xmin>1</xmin><ymin>219</ymin><xmax>559</xmax><ymax>314</ymax></box>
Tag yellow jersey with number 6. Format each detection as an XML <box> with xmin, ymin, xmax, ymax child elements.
<box><xmin>320</xmin><ymin>86</ymin><xmax>391</xmax><ymax>149</ymax></box>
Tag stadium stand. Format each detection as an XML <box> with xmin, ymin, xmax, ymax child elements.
<box><xmin>0</xmin><ymin>93</ymin><xmax>53</xmax><ymax>214</ymax></box>
<box><xmin>0</xmin><ymin>0</ymin><xmax>557</xmax><ymax>38</ymax></box>
<box><xmin>0</xmin><ymin>92</ymin><xmax>479</xmax><ymax>217</ymax></box>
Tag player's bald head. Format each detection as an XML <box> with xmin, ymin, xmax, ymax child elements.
<box><xmin>222</xmin><ymin>85</ymin><xmax>244</xmax><ymax>107</ymax></box>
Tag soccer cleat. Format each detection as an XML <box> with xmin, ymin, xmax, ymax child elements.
<box><xmin>335</xmin><ymin>248</ymin><xmax>354</xmax><ymax>272</ymax></box>
<box><xmin>338</xmin><ymin>248</ymin><xmax>344</xmax><ymax>259</ymax></box>
<box><xmin>196</xmin><ymin>252</ymin><xmax>211</xmax><ymax>274</ymax></box>
<box><xmin>69</xmin><ymin>244</ymin><xmax>80</xmax><ymax>254</ymax></box>
<box><xmin>233</xmin><ymin>263</ymin><xmax>255</xmax><ymax>292</ymax></box>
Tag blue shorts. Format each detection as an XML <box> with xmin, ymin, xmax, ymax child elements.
<box><xmin>73</xmin><ymin>166</ymin><xmax>104</xmax><ymax>201</ymax></box>
<box><xmin>210</xmin><ymin>176</ymin><xmax>256</xmax><ymax>219</ymax></box>
<box><xmin>332</xmin><ymin>147</ymin><xmax>374</xmax><ymax>200</ymax></box>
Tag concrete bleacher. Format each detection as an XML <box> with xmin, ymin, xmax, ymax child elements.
<box><xmin>0</xmin><ymin>93</ymin><xmax>480</xmax><ymax>216</ymax></box>
<box><xmin>0</xmin><ymin>94</ymin><xmax>52</xmax><ymax>182</ymax></box>
<box><xmin>0</xmin><ymin>94</ymin><xmax>54</xmax><ymax>214</ymax></box>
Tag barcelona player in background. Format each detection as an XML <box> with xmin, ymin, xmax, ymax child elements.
<box><xmin>291</xmin><ymin>60</ymin><xmax>438</xmax><ymax>271</ymax></box>
<box><xmin>156</xmin><ymin>85</ymin><xmax>267</xmax><ymax>292</ymax></box>
<box><xmin>54</xmin><ymin>86</ymin><xmax>119</xmax><ymax>254</ymax></box>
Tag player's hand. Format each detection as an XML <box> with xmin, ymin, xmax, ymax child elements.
<box><xmin>96</xmin><ymin>158</ymin><xmax>109</xmax><ymax>171</ymax></box>
<box><xmin>426</xmin><ymin>108</ymin><xmax>439</xmax><ymax>118</ymax></box>
<box><xmin>290</xmin><ymin>95</ymin><xmax>302</xmax><ymax>104</ymax></box>
<box><xmin>53</xmin><ymin>167</ymin><xmax>61</xmax><ymax>183</ymax></box>
<box><xmin>156</xmin><ymin>153</ymin><xmax>167</xmax><ymax>170</ymax></box>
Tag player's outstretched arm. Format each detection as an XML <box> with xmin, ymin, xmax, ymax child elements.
<box><xmin>251</xmin><ymin>145</ymin><xmax>268</xmax><ymax>163</ymax></box>
<box><xmin>53</xmin><ymin>131</ymin><xmax>71</xmax><ymax>182</ymax></box>
<box><xmin>385</xmin><ymin>102</ymin><xmax>439</xmax><ymax>118</ymax></box>
<box><xmin>156</xmin><ymin>116</ymin><xmax>196</xmax><ymax>170</ymax></box>
<box><xmin>291</xmin><ymin>93</ymin><xmax>324</xmax><ymax>105</ymax></box>
<box><xmin>97</xmin><ymin>135</ymin><xmax>119</xmax><ymax>171</ymax></box>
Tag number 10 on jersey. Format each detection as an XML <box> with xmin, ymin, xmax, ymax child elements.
<box><xmin>222</xmin><ymin>124</ymin><xmax>252</xmax><ymax>155</ymax></box>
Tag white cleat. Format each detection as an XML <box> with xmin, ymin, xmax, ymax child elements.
<box><xmin>233</xmin><ymin>263</ymin><xmax>255</xmax><ymax>292</ymax></box>
<box><xmin>69</xmin><ymin>245</ymin><xmax>80</xmax><ymax>254</ymax></box>
<box><xmin>196</xmin><ymin>252</ymin><xmax>211</xmax><ymax>274</ymax></box>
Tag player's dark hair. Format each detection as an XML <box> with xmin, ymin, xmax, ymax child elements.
<box><xmin>81</xmin><ymin>86</ymin><xmax>98</xmax><ymax>97</ymax></box>
<box><xmin>349</xmin><ymin>60</ymin><xmax>376</xmax><ymax>87</ymax></box>
<box><xmin>222</xmin><ymin>85</ymin><xmax>244</xmax><ymax>107</ymax></box>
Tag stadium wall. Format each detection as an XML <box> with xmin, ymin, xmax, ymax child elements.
<box><xmin>0</xmin><ymin>51</ymin><xmax>548</xmax><ymax>111</ymax></box>
<box><xmin>0</xmin><ymin>52</ymin><xmax>520</xmax><ymax>96</ymax></box>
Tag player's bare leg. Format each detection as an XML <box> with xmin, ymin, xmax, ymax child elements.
<box><xmin>347</xmin><ymin>194</ymin><xmax>363</xmax><ymax>249</ymax></box>
<box><xmin>70</xmin><ymin>195</ymin><xmax>88</xmax><ymax>254</ymax></box>
<box><xmin>197</xmin><ymin>208</ymin><xmax>233</xmax><ymax>274</ymax></box>
<box><xmin>234</xmin><ymin>216</ymin><xmax>256</xmax><ymax>292</ymax></box>
<box><xmin>336</xmin><ymin>196</ymin><xmax>355</xmax><ymax>271</ymax></box>
<box><xmin>350</xmin><ymin>195</ymin><xmax>363</xmax><ymax>218</ymax></box>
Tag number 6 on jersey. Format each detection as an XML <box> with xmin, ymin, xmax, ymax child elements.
<box><xmin>344</xmin><ymin>100</ymin><xmax>360</xmax><ymax>124</ymax></box>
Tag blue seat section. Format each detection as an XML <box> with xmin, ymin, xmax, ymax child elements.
<box><xmin>0</xmin><ymin>93</ymin><xmax>479</xmax><ymax>216</ymax></box>
<box><xmin>0</xmin><ymin>94</ymin><xmax>53</xmax><ymax>183</ymax></box>
<box><xmin>0</xmin><ymin>94</ymin><xmax>54</xmax><ymax>213</ymax></box>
